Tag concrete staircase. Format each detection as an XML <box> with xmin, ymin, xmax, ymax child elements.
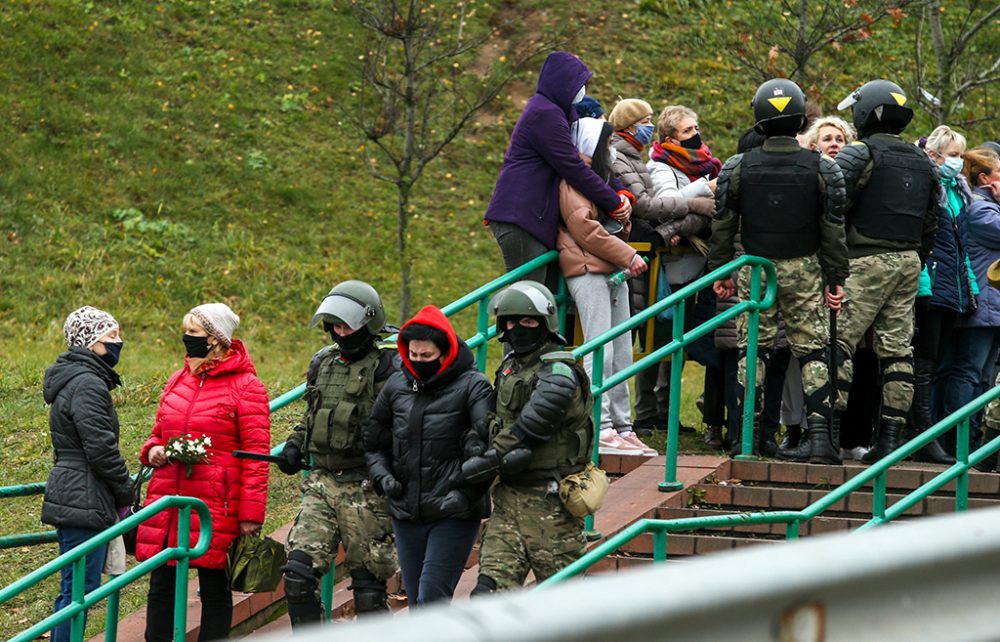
<box><xmin>97</xmin><ymin>454</ymin><xmax>1000</xmax><ymax>639</ymax></box>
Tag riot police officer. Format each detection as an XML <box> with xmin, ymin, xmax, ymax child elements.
<box><xmin>463</xmin><ymin>281</ymin><xmax>594</xmax><ymax>592</ymax></box>
<box><xmin>708</xmin><ymin>78</ymin><xmax>849</xmax><ymax>464</ymax></box>
<box><xmin>832</xmin><ymin>80</ymin><xmax>946</xmax><ymax>464</ymax></box>
<box><xmin>278</xmin><ymin>281</ymin><xmax>398</xmax><ymax>625</ymax></box>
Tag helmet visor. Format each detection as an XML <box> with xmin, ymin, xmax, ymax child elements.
<box><xmin>837</xmin><ymin>90</ymin><xmax>860</xmax><ymax>111</ymax></box>
<box><xmin>310</xmin><ymin>294</ymin><xmax>373</xmax><ymax>329</ymax></box>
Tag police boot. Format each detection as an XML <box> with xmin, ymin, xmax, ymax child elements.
<box><xmin>861</xmin><ymin>417</ymin><xmax>904</xmax><ymax>465</ymax></box>
<box><xmin>779</xmin><ymin>426</ymin><xmax>802</xmax><ymax>451</ymax></box>
<box><xmin>729</xmin><ymin>415</ymin><xmax>762</xmax><ymax>458</ymax></box>
<box><xmin>909</xmin><ymin>359</ymin><xmax>955</xmax><ymax>465</ymax></box>
<box><xmin>777</xmin><ymin>422</ymin><xmax>813</xmax><ymax>462</ymax></box>
<box><xmin>973</xmin><ymin>427</ymin><xmax>1000</xmax><ymax>473</ymax></box>
<box><xmin>808</xmin><ymin>415</ymin><xmax>842</xmax><ymax>465</ymax></box>
<box><xmin>349</xmin><ymin>569</ymin><xmax>389</xmax><ymax>615</ymax></box>
<box><xmin>282</xmin><ymin>551</ymin><xmax>323</xmax><ymax>628</ymax></box>
<box><xmin>470</xmin><ymin>574</ymin><xmax>497</xmax><ymax>598</ymax></box>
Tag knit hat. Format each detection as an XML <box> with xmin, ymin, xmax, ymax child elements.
<box><xmin>608</xmin><ymin>98</ymin><xmax>653</xmax><ymax>131</ymax></box>
<box><xmin>982</xmin><ymin>141</ymin><xmax>1000</xmax><ymax>157</ymax></box>
<box><xmin>189</xmin><ymin>303</ymin><xmax>240</xmax><ymax>347</ymax></box>
<box><xmin>574</xmin><ymin>96</ymin><xmax>604</xmax><ymax>120</ymax></box>
<box><xmin>572</xmin><ymin>117</ymin><xmax>607</xmax><ymax>158</ymax></box>
<box><xmin>399</xmin><ymin>322</ymin><xmax>450</xmax><ymax>356</ymax></box>
<box><xmin>64</xmin><ymin>306</ymin><xmax>119</xmax><ymax>349</ymax></box>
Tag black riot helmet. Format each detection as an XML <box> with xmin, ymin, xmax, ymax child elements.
<box><xmin>751</xmin><ymin>79</ymin><xmax>807</xmax><ymax>137</ymax></box>
<box><xmin>837</xmin><ymin>79</ymin><xmax>913</xmax><ymax>137</ymax></box>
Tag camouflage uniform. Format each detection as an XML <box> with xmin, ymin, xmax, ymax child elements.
<box><xmin>474</xmin><ymin>341</ymin><xmax>594</xmax><ymax>592</ymax></box>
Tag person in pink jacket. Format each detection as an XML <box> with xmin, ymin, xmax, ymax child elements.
<box><xmin>558</xmin><ymin>117</ymin><xmax>651</xmax><ymax>456</ymax></box>
<box><xmin>136</xmin><ymin>303</ymin><xmax>270</xmax><ymax>642</ymax></box>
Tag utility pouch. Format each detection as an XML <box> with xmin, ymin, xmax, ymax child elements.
<box><xmin>558</xmin><ymin>462</ymin><xmax>610</xmax><ymax>518</ymax></box>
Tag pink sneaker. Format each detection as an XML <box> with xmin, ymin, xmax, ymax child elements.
<box><xmin>598</xmin><ymin>432</ymin><xmax>648</xmax><ymax>456</ymax></box>
<box><xmin>618</xmin><ymin>431</ymin><xmax>657</xmax><ymax>456</ymax></box>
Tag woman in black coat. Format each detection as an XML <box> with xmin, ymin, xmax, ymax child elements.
<box><xmin>42</xmin><ymin>306</ymin><xmax>132</xmax><ymax>642</ymax></box>
<box><xmin>364</xmin><ymin>305</ymin><xmax>493</xmax><ymax>606</ymax></box>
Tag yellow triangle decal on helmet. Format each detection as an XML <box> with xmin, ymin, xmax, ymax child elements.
<box><xmin>890</xmin><ymin>92</ymin><xmax>907</xmax><ymax>106</ymax></box>
<box><xmin>768</xmin><ymin>96</ymin><xmax>792</xmax><ymax>113</ymax></box>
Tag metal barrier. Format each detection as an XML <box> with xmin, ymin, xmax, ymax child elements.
<box><xmin>0</xmin><ymin>495</ymin><xmax>212</xmax><ymax>642</ymax></box>
<box><xmin>254</xmin><ymin>507</ymin><xmax>1000</xmax><ymax>642</ymax></box>
<box><xmin>541</xmin><ymin>380</ymin><xmax>1000</xmax><ymax>585</ymax></box>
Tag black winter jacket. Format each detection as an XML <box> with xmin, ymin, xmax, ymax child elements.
<box><xmin>364</xmin><ymin>306</ymin><xmax>494</xmax><ymax>523</ymax></box>
<box><xmin>41</xmin><ymin>348</ymin><xmax>133</xmax><ymax>530</ymax></box>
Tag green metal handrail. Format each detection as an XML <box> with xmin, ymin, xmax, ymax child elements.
<box><xmin>570</xmin><ymin>254</ymin><xmax>777</xmax><ymax>491</ymax></box>
<box><xmin>0</xmin><ymin>495</ymin><xmax>212</xmax><ymax>642</ymax></box>
<box><xmin>541</xmin><ymin>381</ymin><xmax>1000</xmax><ymax>586</ymax></box>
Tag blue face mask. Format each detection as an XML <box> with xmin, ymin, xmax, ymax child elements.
<box><xmin>940</xmin><ymin>156</ymin><xmax>964</xmax><ymax>180</ymax></box>
<box><xmin>633</xmin><ymin>123</ymin><xmax>655</xmax><ymax>147</ymax></box>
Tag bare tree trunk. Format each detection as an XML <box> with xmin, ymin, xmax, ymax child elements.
<box><xmin>397</xmin><ymin>0</ymin><xmax>418</xmax><ymax>322</ymax></box>
<box><xmin>397</xmin><ymin>187</ymin><xmax>411</xmax><ymax>323</ymax></box>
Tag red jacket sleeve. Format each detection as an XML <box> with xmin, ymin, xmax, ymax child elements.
<box><xmin>235</xmin><ymin>374</ymin><xmax>270</xmax><ymax>524</ymax></box>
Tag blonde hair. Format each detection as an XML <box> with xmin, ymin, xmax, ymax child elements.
<box><xmin>925</xmin><ymin>125</ymin><xmax>967</xmax><ymax>155</ymax></box>
<box><xmin>655</xmin><ymin>105</ymin><xmax>698</xmax><ymax>142</ymax></box>
<box><xmin>963</xmin><ymin>147</ymin><xmax>1000</xmax><ymax>186</ymax></box>
<box><xmin>803</xmin><ymin>116</ymin><xmax>856</xmax><ymax>149</ymax></box>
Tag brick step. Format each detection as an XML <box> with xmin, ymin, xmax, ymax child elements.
<box><xmin>683</xmin><ymin>481</ymin><xmax>1000</xmax><ymax>516</ymax></box>
<box><xmin>653</xmin><ymin>506</ymin><xmax>883</xmax><ymax>537</ymax></box>
<box><xmin>729</xmin><ymin>460</ymin><xmax>1000</xmax><ymax>495</ymax></box>
<box><xmin>617</xmin><ymin>531</ymin><xmax>780</xmax><ymax>558</ymax></box>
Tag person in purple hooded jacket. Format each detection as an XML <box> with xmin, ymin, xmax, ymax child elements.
<box><xmin>484</xmin><ymin>51</ymin><xmax>632</xmax><ymax>289</ymax></box>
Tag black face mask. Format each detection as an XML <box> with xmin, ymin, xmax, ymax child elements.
<box><xmin>327</xmin><ymin>324</ymin><xmax>374</xmax><ymax>360</ymax></box>
<box><xmin>183</xmin><ymin>334</ymin><xmax>211</xmax><ymax>359</ymax></box>
<box><xmin>410</xmin><ymin>359</ymin><xmax>441</xmax><ymax>381</ymax></box>
<box><xmin>680</xmin><ymin>132</ymin><xmax>703</xmax><ymax>150</ymax></box>
<box><xmin>100</xmin><ymin>341</ymin><xmax>123</xmax><ymax>368</ymax></box>
<box><xmin>506</xmin><ymin>324</ymin><xmax>549</xmax><ymax>355</ymax></box>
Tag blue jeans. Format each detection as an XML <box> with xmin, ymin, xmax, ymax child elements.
<box><xmin>941</xmin><ymin>327</ymin><xmax>1000</xmax><ymax>450</ymax></box>
<box><xmin>52</xmin><ymin>527</ymin><xmax>107</xmax><ymax>642</ymax></box>
<box><xmin>392</xmin><ymin>518</ymin><xmax>480</xmax><ymax>606</ymax></box>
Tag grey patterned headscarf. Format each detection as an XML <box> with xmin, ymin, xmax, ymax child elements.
<box><xmin>64</xmin><ymin>306</ymin><xmax>119</xmax><ymax>348</ymax></box>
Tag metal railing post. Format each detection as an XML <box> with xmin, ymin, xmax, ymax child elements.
<box><xmin>660</xmin><ymin>299</ymin><xmax>685</xmax><ymax>492</ymax></box>
<box><xmin>476</xmin><ymin>298</ymin><xmax>489</xmax><ymax>371</ymax></box>
<box><xmin>652</xmin><ymin>530</ymin><xmax>668</xmax><ymax>562</ymax></box>
<box><xmin>957</xmin><ymin>417</ymin><xmax>970</xmax><ymax>512</ymax></box>
<box><xmin>106</xmin><ymin>577</ymin><xmax>121</xmax><ymax>642</ymax></box>
<box><xmin>322</xmin><ymin>569</ymin><xmax>334</xmax><ymax>621</ymax></box>
<box><xmin>737</xmin><ymin>265</ymin><xmax>763</xmax><ymax>460</ymax></box>
<box><xmin>70</xmin><ymin>557</ymin><xmax>85</xmax><ymax>642</ymax></box>
<box><xmin>585</xmin><ymin>345</ymin><xmax>606</xmax><ymax>540</ymax></box>
<box><xmin>174</xmin><ymin>506</ymin><xmax>191</xmax><ymax>642</ymax></box>
<box><xmin>873</xmin><ymin>474</ymin><xmax>887</xmax><ymax>521</ymax></box>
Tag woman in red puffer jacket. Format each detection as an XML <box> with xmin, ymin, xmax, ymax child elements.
<box><xmin>136</xmin><ymin>303</ymin><xmax>270</xmax><ymax>642</ymax></box>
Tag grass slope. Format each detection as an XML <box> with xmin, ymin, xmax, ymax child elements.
<box><xmin>0</xmin><ymin>0</ymin><xmax>997</xmax><ymax>637</ymax></box>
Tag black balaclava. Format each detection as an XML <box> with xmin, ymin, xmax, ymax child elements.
<box><xmin>501</xmin><ymin>317</ymin><xmax>550</xmax><ymax>355</ymax></box>
<box><xmin>326</xmin><ymin>323</ymin><xmax>374</xmax><ymax>361</ymax></box>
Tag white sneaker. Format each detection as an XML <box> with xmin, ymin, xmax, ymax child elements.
<box><xmin>598</xmin><ymin>432</ymin><xmax>647</xmax><ymax>456</ymax></box>
<box><xmin>618</xmin><ymin>431</ymin><xmax>657</xmax><ymax>456</ymax></box>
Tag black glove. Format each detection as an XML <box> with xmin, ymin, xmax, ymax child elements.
<box><xmin>374</xmin><ymin>474</ymin><xmax>404</xmax><ymax>499</ymax></box>
<box><xmin>461</xmin><ymin>450</ymin><xmax>501</xmax><ymax>485</ymax></box>
<box><xmin>277</xmin><ymin>444</ymin><xmax>304</xmax><ymax>475</ymax></box>
<box><xmin>499</xmin><ymin>446</ymin><xmax>533</xmax><ymax>476</ymax></box>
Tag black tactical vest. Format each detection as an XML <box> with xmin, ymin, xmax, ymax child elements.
<box><xmin>304</xmin><ymin>346</ymin><xmax>384</xmax><ymax>472</ymax></box>
<box><xmin>847</xmin><ymin>137</ymin><xmax>932</xmax><ymax>245</ymax></box>
<box><xmin>492</xmin><ymin>350</ymin><xmax>594</xmax><ymax>485</ymax></box>
<box><xmin>739</xmin><ymin>146</ymin><xmax>822</xmax><ymax>258</ymax></box>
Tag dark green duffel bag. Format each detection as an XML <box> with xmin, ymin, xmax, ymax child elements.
<box><xmin>227</xmin><ymin>533</ymin><xmax>287</xmax><ymax>593</ymax></box>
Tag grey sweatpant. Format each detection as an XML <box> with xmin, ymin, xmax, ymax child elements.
<box><xmin>567</xmin><ymin>272</ymin><xmax>634</xmax><ymax>431</ymax></box>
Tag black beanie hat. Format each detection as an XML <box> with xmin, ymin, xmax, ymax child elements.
<box><xmin>399</xmin><ymin>323</ymin><xmax>450</xmax><ymax>355</ymax></box>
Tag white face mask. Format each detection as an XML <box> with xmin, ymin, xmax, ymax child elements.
<box><xmin>572</xmin><ymin>85</ymin><xmax>586</xmax><ymax>105</ymax></box>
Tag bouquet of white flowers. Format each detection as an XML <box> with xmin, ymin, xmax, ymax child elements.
<box><xmin>165</xmin><ymin>434</ymin><xmax>212</xmax><ymax>478</ymax></box>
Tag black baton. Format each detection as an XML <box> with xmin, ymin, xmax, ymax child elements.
<box><xmin>233</xmin><ymin>450</ymin><xmax>311</xmax><ymax>470</ymax></box>
<box><xmin>829</xmin><ymin>306</ymin><xmax>838</xmax><ymax>427</ymax></box>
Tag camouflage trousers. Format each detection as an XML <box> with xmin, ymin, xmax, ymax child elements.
<box><xmin>736</xmin><ymin>255</ymin><xmax>831</xmax><ymax>418</ymax></box>
<box><xmin>477</xmin><ymin>483</ymin><xmax>585</xmax><ymax>590</ymax></box>
<box><xmin>834</xmin><ymin>251</ymin><xmax>921</xmax><ymax>417</ymax></box>
<box><xmin>285</xmin><ymin>470</ymin><xmax>397</xmax><ymax>581</ymax></box>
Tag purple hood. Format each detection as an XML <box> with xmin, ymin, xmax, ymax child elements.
<box><xmin>484</xmin><ymin>51</ymin><xmax>621</xmax><ymax>249</ymax></box>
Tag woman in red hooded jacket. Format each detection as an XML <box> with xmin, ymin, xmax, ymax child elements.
<box><xmin>136</xmin><ymin>303</ymin><xmax>270</xmax><ymax>641</ymax></box>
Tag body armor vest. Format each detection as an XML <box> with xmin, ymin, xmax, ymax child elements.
<box><xmin>304</xmin><ymin>346</ymin><xmax>383</xmax><ymax>472</ymax></box>
<box><xmin>847</xmin><ymin>137</ymin><xmax>932</xmax><ymax>245</ymax></box>
<box><xmin>492</xmin><ymin>350</ymin><xmax>594</xmax><ymax>485</ymax></box>
<box><xmin>739</xmin><ymin>146</ymin><xmax>822</xmax><ymax>259</ymax></box>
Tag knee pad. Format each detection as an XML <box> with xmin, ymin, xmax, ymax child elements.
<box><xmin>881</xmin><ymin>356</ymin><xmax>914</xmax><ymax>384</ymax></box>
<box><xmin>282</xmin><ymin>550</ymin><xmax>319</xmax><ymax>603</ymax></box>
<box><xmin>349</xmin><ymin>569</ymin><xmax>388</xmax><ymax>613</ymax></box>
<box><xmin>470</xmin><ymin>574</ymin><xmax>497</xmax><ymax>597</ymax></box>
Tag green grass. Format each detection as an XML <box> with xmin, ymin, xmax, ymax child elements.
<box><xmin>1</xmin><ymin>0</ymin><xmax>998</xmax><ymax>637</ymax></box>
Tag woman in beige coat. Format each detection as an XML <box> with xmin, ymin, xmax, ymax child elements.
<box><xmin>558</xmin><ymin>117</ymin><xmax>651</xmax><ymax>456</ymax></box>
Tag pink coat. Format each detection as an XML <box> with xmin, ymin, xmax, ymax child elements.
<box><xmin>136</xmin><ymin>340</ymin><xmax>270</xmax><ymax>569</ymax></box>
<box><xmin>557</xmin><ymin>175</ymin><xmax>637</xmax><ymax>278</ymax></box>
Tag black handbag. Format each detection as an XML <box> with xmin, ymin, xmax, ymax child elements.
<box><xmin>122</xmin><ymin>466</ymin><xmax>151</xmax><ymax>556</ymax></box>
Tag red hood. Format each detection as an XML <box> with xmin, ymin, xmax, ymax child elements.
<box><xmin>184</xmin><ymin>339</ymin><xmax>257</xmax><ymax>377</ymax></box>
<box><xmin>398</xmin><ymin>306</ymin><xmax>460</xmax><ymax>379</ymax></box>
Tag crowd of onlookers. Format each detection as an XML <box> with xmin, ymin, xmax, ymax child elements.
<box><xmin>483</xmin><ymin>50</ymin><xmax>1000</xmax><ymax>463</ymax></box>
